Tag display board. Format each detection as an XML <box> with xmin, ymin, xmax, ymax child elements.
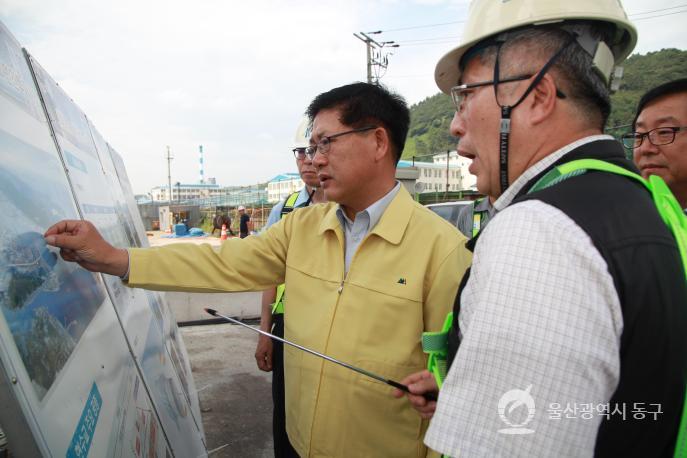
<box><xmin>105</xmin><ymin>120</ymin><xmax>202</xmax><ymax>436</ymax></box>
<box><xmin>0</xmin><ymin>20</ymin><xmax>205</xmax><ymax>457</ymax></box>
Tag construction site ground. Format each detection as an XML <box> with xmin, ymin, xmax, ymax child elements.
<box><xmin>148</xmin><ymin>231</ymin><xmax>273</xmax><ymax>457</ymax></box>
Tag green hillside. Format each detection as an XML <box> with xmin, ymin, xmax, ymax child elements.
<box><xmin>403</xmin><ymin>48</ymin><xmax>687</xmax><ymax>160</ymax></box>
<box><xmin>607</xmin><ymin>48</ymin><xmax>687</xmax><ymax>131</ymax></box>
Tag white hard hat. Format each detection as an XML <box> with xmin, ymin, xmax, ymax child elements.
<box><xmin>238</xmin><ymin>205</ymin><xmax>245</xmax><ymax>211</ymax></box>
<box><xmin>293</xmin><ymin>116</ymin><xmax>312</xmax><ymax>149</ymax></box>
<box><xmin>435</xmin><ymin>0</ymin><xmax>637</xmax><ymax>94</ymax></box>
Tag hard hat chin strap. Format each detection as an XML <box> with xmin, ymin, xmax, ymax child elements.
<box><xmin>493</xmin><ymin>36</ymin><xmax>575</xmax><ymax>195</ymax></box>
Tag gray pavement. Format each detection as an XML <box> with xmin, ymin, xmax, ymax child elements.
<box><xmin>182</xmin><ymin>323</ymin><xmax>273</xmax><ymax>458</ymax></box>
<box><xmin>150</xmin><ymin>232</ymin><xmax>275</xmax><ymax>457</ymax></box>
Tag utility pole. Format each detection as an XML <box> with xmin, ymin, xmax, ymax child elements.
<box><xmin>166</xmin><ymin>146</ymin><xmax>173</xmax><ymax>206</ymax></box>
<box><xmin>445</xmin><ymin>150</ymin><xmax>450</xmax><ymax>199</ymax></box>
<box><xmin>353</xmin><ymin>31</ymin><xmax>399</xmax><ymax>84</ymax></box>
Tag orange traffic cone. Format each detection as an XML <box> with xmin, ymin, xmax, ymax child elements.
<box><xmin>220</xmin><ymin>224</ymin><xmax>228</xmax><ymax>241</ymax></box>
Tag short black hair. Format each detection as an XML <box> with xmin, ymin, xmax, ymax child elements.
<box><xmin>633</xmin><ymin>78</ymin><xmax>687</xmax><ymax>129</ymax></box>
<box><xmin>306</xmin><ymin>82</ymin><xmax>410</xmax><ymax>163</ymax></box>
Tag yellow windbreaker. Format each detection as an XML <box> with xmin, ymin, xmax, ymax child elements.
<box><xmin>128</xmin><ymin>187</ymin><xmax>470</xmax><ymax>457</ymax></box>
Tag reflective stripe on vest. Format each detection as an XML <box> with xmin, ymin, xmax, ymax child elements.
<box><xmin>280</xmin><ymin>191</ymin><xmax>301</xmax><ymax>218</ymax></box>
<box><xmin>272</xmin><ymin>284</ymin><xmax>286</xmax><ymax>314</ymax></box>
<box><xmin>529</xmin><ymin>159</ymin><xmax>686</xmax><ymax>280</ymax></box>
<box><xmin>272</xmin><ymin>191</ymin><xmax>302</xmax><ymax>315</ymax></box>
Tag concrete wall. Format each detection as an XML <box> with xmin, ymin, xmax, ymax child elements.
<box><xmin>164</xmin><ymin>291</ymin><xmax>262</xmax><ymax>323</ymax></box>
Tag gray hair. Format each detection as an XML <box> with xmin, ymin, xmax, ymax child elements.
<box><xmin>468</xmin><ymin>23</ymin><xmax>615</xmax><ymax>129</ymax></box>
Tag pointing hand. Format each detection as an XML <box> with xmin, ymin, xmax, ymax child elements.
<box><xmin>44</xmin><ymin>220</ymin><xmax>129</xmax><ymax>277</ymax></box>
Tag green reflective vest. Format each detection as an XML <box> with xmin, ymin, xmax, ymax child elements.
<box><xmin>272</xmin><ymin>191</ymin><xmax>301</xmax><ymax>315</ymax></box>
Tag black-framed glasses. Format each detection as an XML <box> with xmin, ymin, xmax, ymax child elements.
<box><xmin>292</xmin><ymin>147</ymin><xmax>307</xmax><ymax>160</ymax></box>
<box><xmin>449</xmin><ymin>74</ymin><xmax>567</xmax><ymax>112</ymax></box>
<box><xmin>621</xmin><ymin>126</ymin><xmax>687</xmax><ymax>149</ymax></box>
<box><xmin>304</xmin><ymin>126</ymin><xmax>377</xmax><ymax>160</ymax></box>
<box><xmin>450</xmin><ymin>75</ymin><xmax>531</xmax><ymax>112</ymax></box>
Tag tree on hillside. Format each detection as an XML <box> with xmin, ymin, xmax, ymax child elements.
<box><xmin>405</xmin><ymin>48</ymin><xmax>687</xmax><ymax>154</ymax></box>
<box><xmin>608</xmin><ymin>48</ymin><xmax>687</xmax><ymax>131</ymax></box>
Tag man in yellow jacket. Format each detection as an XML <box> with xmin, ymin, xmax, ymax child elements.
<box><xmin>44</xmin><ymin>82</ymin><xmax>471</xmax><ymax>457</ymax></box>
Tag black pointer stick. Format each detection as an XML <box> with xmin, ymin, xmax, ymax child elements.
<box><xmin>204</xmin><ymin>307</ymin><xmax>436</xmax><ymax>401</ymax></box>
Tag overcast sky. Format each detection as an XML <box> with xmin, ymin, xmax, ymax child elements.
<box><xmin>1</xmin><ymin>0</ymin><xmax>685</xmax><ymax>194</ymax></box>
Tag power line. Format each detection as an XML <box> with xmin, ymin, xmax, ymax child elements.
<box><xmin>396</xmin><ymin>35</ymin><xmax>461</xmax><ymax>44</ymax></box>
<box><xmin>384</xmin><ymin>74</ymin><xmax>432</xmax><ymax>79</ymax></box>
<box><xmin>373</xmin><ymin>5</ymin><xmax>687</xmax><ymax>50</ymax></box>
<box><xmin>376</xmin><ymin>3</ymin><xmax>687</xmax><ymax>34</ymax></box>
<box><xmin>380</xmin><ymin>20</ymin><xmax>465</xmax><ymax>33</ymax></box>
<box><xmin>628</xmin><ymin>3</ymin><xmax>687</xmax><ymax>16</ymax></box>
<box><xmin>396</xmin><ymin>41</ymin><xmax>458</xmax><ymax>47</ymax></box>
<box><xmin>631</xmin><ymin>9</ymin><xmax>687</xmax><ymax>21</ymax></box>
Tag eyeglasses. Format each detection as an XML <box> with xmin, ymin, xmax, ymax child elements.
<box><xmin>450</xmin><ymin>74</ymin><xmax>567</xmax><ymax>112</ymax></box>
<box><xmin>304</xmin><ymin>126</ymin><xmax>377</xmax><ymax>160</ymax></box>
<box><xmin>450</xmin><ymin>75</ymin><xmax>532</xmax><ymax>112</ymax></box>
<box><xmin>292</xmin><ymin>147</ymin><xmax>307</xmax><ymax>160</ymax></box>
<box><xmin>621</xmin><ymin>126</ymin><xmax>687</xmax><ymax>149</ymax></box>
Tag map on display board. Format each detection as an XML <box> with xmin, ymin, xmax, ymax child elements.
<box><xmin>0</xmin><ymin>22</ymin><xmax>105</xmax><ymax>405</ymax></box>
<box><xmin>0</xmin><ymin>20</ymin><xmax>205</xmax><ymax>457</ymax></box>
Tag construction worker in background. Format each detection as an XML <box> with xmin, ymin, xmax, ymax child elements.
<box><xmin>44</xmin><ymin>82</ymin><xmax>471</xmax><ymax>457</ymax></box>
<box><xmin>455</xmin><ymin>196</ymin><xmax>494</xmax><ymax>238</ymax></box>
<box><xmin>394</xmin><ymin>1</ymin><xmax>687</xmax><ymax>456</ymax></box>
<box><xmin>238</xmin><ymin>205</ymin><xmax>252</xmax><ymax>238</ymax></box>
<box><xmin>255</xmin><ymin>117</ymin><xmax>326</xmax><ymax>457</ymax></box>
<box><xmin>626</xmin><ymin>78</ymin><xmax>687</xmax><ymax>211</ymax></box>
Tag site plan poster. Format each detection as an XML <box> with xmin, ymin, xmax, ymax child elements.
<box><xmin>104</xmin><ymin>139</ymin><xmax>204</xmax><ymax>437</ymax></box>
<box><xmin>108</xmin><ymin>146</ymin><xmax>147</xmax><ymax>248</ymax></box>
<box><xmin>28</xmin><ymin>54</ymin><xmax>205</xmax><ymax>456</ymax></box>
<box><xmin>108</xmin><ymin>146</ymin><xmax>206</xmax><ymax>444</ymax></box>
<box><xmin>0</xmin><ymin>21</ymin><xmax>205</xmax><ymax>457</ymax></box>
<box><xmin>0</xmin><ymin>23</ymin><xmax>160</xmax><ymax>456</ymax></box>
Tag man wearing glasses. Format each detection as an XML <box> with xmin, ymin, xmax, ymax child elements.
<box><xmin>44</xmin><ymin>82</ymin><xmax>471</xmax><ymax>457</ymax></box>
<box><xmin>625</xmin><ymin>78</ymin><xmax>687</xmax><ymax>211</ymax></box>
<box><xmin>255</xmin><ymin>118</ymin><xmax>326</xmax><ymax>457</ymax></box>
<box><xmin>394</xmin><ymin>1</ymin><xmax>687</xmax><ymax>456</ymax></box>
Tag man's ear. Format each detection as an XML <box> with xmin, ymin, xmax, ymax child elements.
<box><xmin>373</xmin><ymin>127</ymin><xmax>392</xmax><ymax>162</ymax></box>
<box><xmin>524</xmin><ymin>73</ymin><xmax>558</xmax><ymax>126</ymax></box>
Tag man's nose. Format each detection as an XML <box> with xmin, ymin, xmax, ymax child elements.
<box><xmin>634</xmin><ymin>137</ymin><xmax>658</xmax><ymax>159</ymax></box>
<box><xmin>312</xmin><ymin>150</ymin><xmax>327</xmax><ymax>167</ymax></box>
<box><xmin>449</xmin><ymin>111</ymin><xmax>465</xmax><ymax>139</ymax></box>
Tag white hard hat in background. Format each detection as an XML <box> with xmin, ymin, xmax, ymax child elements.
<box><xmin>293</xmin><ymin>116</ymin><xmax>312</xmax><ymax>149</ymax></box>
<box><xmin>434</xmin><ymin>0</ymin><xmax>637</xmax><ymax>94</ymax></box>
<box><xmin>238</xmin><ymin>205</ymin><xmax>245</xmax><ymax>211</ymax></box>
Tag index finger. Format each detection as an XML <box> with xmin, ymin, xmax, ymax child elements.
<box><xmin>399</xmin><ymin>369</ymin><xmax>433</xmax><ymax>387</ymax></box>
<box><xmin>44</xmin><ymin>220</ymin><xmax>84</xmax><ymax>237</ymax></box>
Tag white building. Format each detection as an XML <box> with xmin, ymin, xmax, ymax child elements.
<box><xmin>430</xmin><ymin>151</ymin><xmax>477</xmax><ymax>191</ymax></box>
<box><xmin>266</xmin><ymin>173</ymin><xmax>304</xmax><ymax>203</ymax></box>
<box><xmin>151</xmin><ymin>183</ymin><xmax>223</xmax><ymax>202</ymax></box>
<box><xmin>265</xmin><ymin>151</ymin><xmax>475</xmax><ymax>202</ymax></box>
<box><xmin>398</xmin><ymin>150</ymin><xmax>475</xmax><ymax>193</ymax></box>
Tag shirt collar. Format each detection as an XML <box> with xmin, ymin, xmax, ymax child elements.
<box><xmin>335</xmin><ymin>182</ymin><xmax>401</xmax><ymax>232</ymax></box>
<box><xmin>474</xmin><ymin>197</ymin><xmax>493</xmax><ymax>213</ymax></box>
<box><xmin>494</xmin><ymin>134</ymin><xmax>613</xmax><ymax>211</ymax></box>
<box><xmin>320</xmin><ymin>183</ymin><xmax>412</xmax><ymax>245</ymax></box>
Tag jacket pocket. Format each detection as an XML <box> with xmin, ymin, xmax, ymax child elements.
<box><xmin>346</xmin><ymin>359</ymin><xmax>427</xmax><ymax>457</ymax></box>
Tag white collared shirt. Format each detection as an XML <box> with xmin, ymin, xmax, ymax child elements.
<box><xmin>425</xmin><ymin>136</ymin><xmax>623</xmax><ymax>457</ymax></box>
